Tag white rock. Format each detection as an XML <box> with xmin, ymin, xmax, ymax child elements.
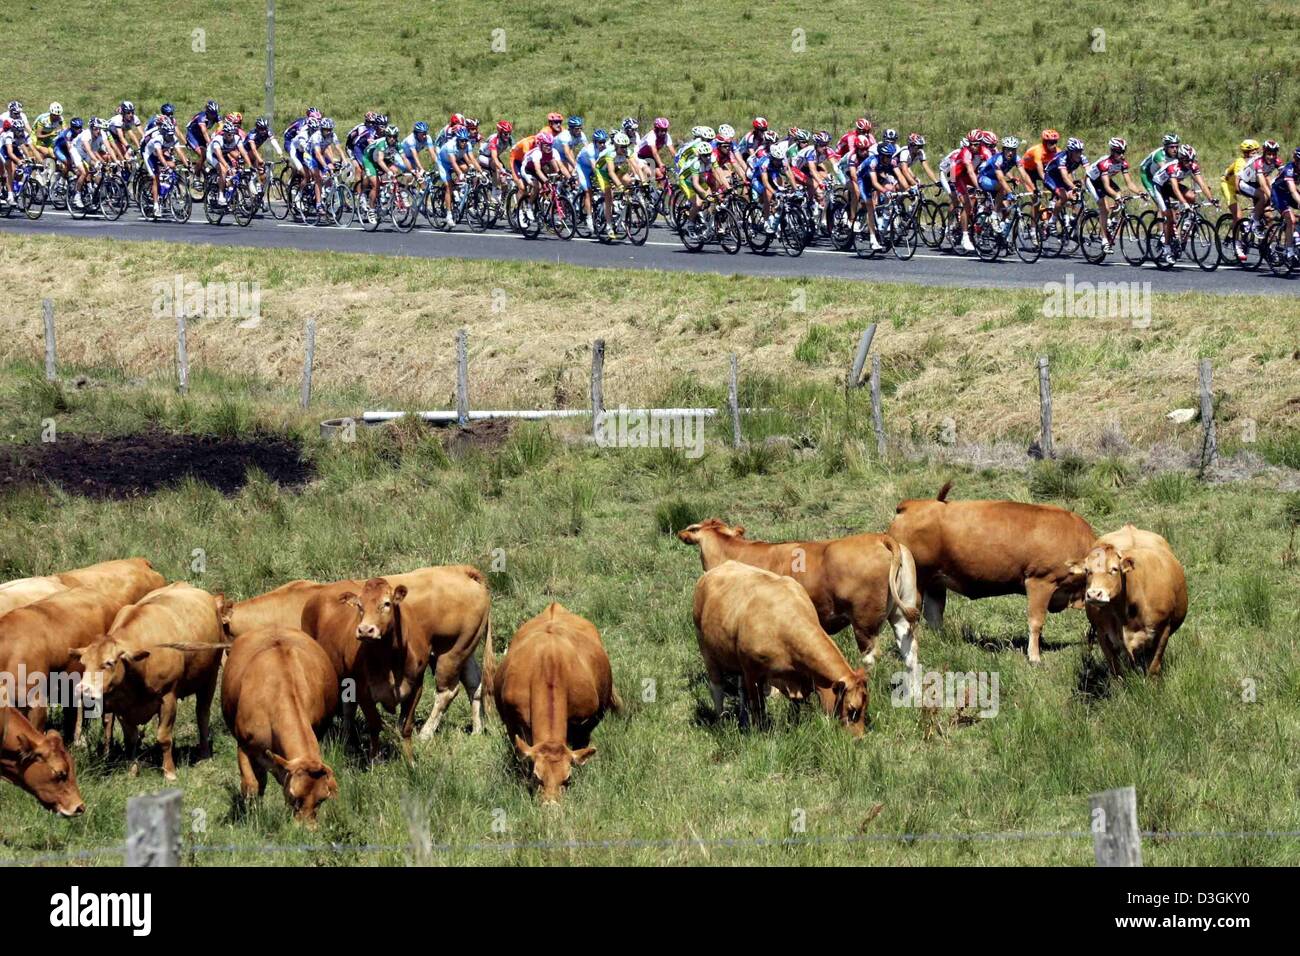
<box><xmin>1166</xmin><ymin>408</ymin><xmax>1197</xmax><ymax>424</ymax></box>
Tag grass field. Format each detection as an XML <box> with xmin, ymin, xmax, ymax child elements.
<box><xmin>11</xmin><ymin>0</ymin><xmax>1300</xmax><ymax>170</ymax></box>
<box><xmin>0</xmin><ymin>324</ymin><xmax>1298</xmax><ymax>865</ymax></box>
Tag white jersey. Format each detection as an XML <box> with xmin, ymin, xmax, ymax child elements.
<box><xmin>72</xmin><ymin>128</ymin><xmax>109</xmax><ymax>159</ymax></box>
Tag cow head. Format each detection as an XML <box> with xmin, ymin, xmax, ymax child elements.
<box><xmin>266</xmin><ymin>751</ymin><xmax>338</xmax><ymax>825</ymax></box>
<box><xmin>69</xmin><ymin>638</ymin><xmax>150</xmax><ymax>711</ymax></box>
<box><xmin>1070</xmin><ymin>544</ymin><xmax>1130</xmax><ymax>606</ymax></box>
<box><xmin>515</xmin><ymin>735</ymin><xmax>595</xmax><ymax>803</ymax></box>
<box><xmin>338</xmin><ymin>579</ymin><xmax>407</xmax><ymax>644</ymax></box>
<box><xmin>677</xmin><ymin>518</ymin><xmax>744</xmax><ymax>545</ymax></box>
<box><xmin>1</xmin><ymin>719</ymin><xmax>86</xmax><ymax>817</ymax></box>
<box><xmin>831</xmin><ymin>669</ymin><xmax>870</xmax><ymax>737</ymax></box>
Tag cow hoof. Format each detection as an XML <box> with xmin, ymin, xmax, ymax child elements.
<box><xmin>1028</xmin><ymin>655</ymin><xmax>1042</xmax><ymax>666</ymax></box>
<box><xmin>128</xmin><ymin>763</ymin><xmax>140</xmax><ymax>778</ymax></box>
<box><xmin>164</xmin><ymin>771</ymin><xmax>178</xmax><ymax>782</ymax></box>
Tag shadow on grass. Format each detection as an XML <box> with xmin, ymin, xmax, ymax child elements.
<box><xmin>957</xmin><ymin>621</ymin><xmax>1073</xmax><ymax>656</ymax></box>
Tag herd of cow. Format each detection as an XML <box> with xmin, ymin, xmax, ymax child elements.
<box><xmin>0</xmin><ymin>480</ymin><xmax>1188</xmax><ymax>822</ymax></box>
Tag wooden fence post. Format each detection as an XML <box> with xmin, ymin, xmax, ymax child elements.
<box><xmin>455</xmin><ymin>329</ymin><xmax>469</xmax><ymax>427</ymax></box>
<box><xmin>870</xmin><ymin>353</ymin><xmax>886</xmax><ymax>457</ymax></box>
<box><xmin>300</xmin><ymin>318</ymin><xmax>317</xmax><ymax>409</ymax></box>
<box><xmin>176</xmin><ymin>311</ymin><xmax>189</xmax><ymax>395</ymax></box>
<box><xmin>1198</xmin><ymin>359</ymin><xmax>1217</xmax><ymax>475</ymax></box>
<box><xmin>1037</xmin><ymin>355</ymin><xmax>1053</xmax><ymax>459</ymax></box>
<box><xmin>1090</xmin><ymin>786</ymin><xmax>1142</xmax><ymax>867</ymax></box>
<box><xmin>590</xmin><ymin>338</ymin><xmax>605</xmax><ymax>440</ymax></box>
<box><xmin>728</xmin><ymin>354</ymin><xmax>742</xmax><ymax>449</ymax></box>
<box><xmin>846</xmin><ymin>323</ymin><xmax>877</xmax><ymax>389</ymax></box>
<box><xmin>126</xmin><ymin>789</ymin><xmax>183</xmax><ymax>867</ymax></box>
<box><xmin>42</xmin><ymin>299</ymin><xmax>57</xmax><ymax>382</ymax></box>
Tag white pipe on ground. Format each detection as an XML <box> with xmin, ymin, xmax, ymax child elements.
<box><xmin>362</xmin><ymin>408</ymin><xmax>729</xmax><ymax>424</ymax></box>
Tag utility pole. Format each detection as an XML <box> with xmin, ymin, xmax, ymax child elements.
<box><xmin>265</xmin><ymin>0</ymin><xmax>275</xmax><ymax>129</ymax></box>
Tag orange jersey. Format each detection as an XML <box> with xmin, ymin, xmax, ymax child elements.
<box><xmin>509</xmin><ymin>134</ymin><xmax>537</xmax><ymax>165</ymax></box>
<box><xmin>1023</xmin><ymin>143</ymin><xmax>1059</xmax><ymax>177</ymax></box>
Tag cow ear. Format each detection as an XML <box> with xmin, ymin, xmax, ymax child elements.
<box><xmin>128</xmin><ymin>649</ymin><xmax>151</xmax><ymax>663</ymax></box>
<box><xmin>1120</xmin><ymin>556</ymin><xmax>1136</xmax><ymax>573</ymax></box>
<box><xmin>67</xmin><ymin>647</ymin><xmax>86</xmax><ymax>662</ymax></box>
<box><xmin>571</xmin><ymin>746</ymin><xmax>596</xmax><ymax>766</ymax></box>
<box><xmin>264</xmin><ymin>750</ymin><xmax>292</xmax><ymax>770</ymax></box>
<box><xmin>514</xmin><ymin>735</ymin><xmax>534</xmax><ymax>759</ymax></box>
<box><xmin>1067</xmin><ymin>562</ymin><xmax>1085</xmax><ymax>576</ymax></box>
<box><xmin>733</xmin><ymin>525</ymin><xmax>745</xmax><ymax>537</ymax></box>
<box><xmin>215</xmin><ymin>594</ymin><xmax>233</xmax><ymax>624</ymax></box>
<box><xmin>391</xmin><ymin>585</ymin><xmax>408</xmax><ymax>604</ymax></box>
<box><xmin>338</xmin><ymin>591</ymin><xmax>359</xmax><ymax>608</ymax></box>
<box><xmin>832</xmin><ymin>677</ymin><xmax>848</xmax><ymax>701</ymax></box>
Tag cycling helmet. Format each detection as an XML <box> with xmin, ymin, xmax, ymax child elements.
<box><xmin>161</xmin><ymin>127</ymin><xmax>177</xmax><ymax>146</ymax></box>
<box><xmin>1066</xmin><ymin>137</ymin><xmax>1084</xmax><ymax>151</ymax></box>
<box><xmin>968</xmin><ymin>128</ymin><xmax>982</xmax><ymax>142</ymax></box>
<box><xmin>1177</xmin><ymin>144</ymin><xmax>1196</xmax><ymax>162</ymax></box>
<box><xmin>979</xmin><ymin>131</ymin><xmax>997</xmax><ymax>146</ymax></box>
<box><xmin>205</xmin><ymin>100</ymin><xmax>219</xmax><ymax>116</ymax></box>
<box><xmin>1239</xmin><ymin>138</ymin><xmax>1260</xmax><ymax>155</ymax></box>
<box><xmin>908</xmin><ymin>132</ymin><xmax>925</xmax><ymax>147</ymax></box>
<box><xmin>537</xmin><ymin>130</ymin><xmax>554</xmax><ymax>146</ymax></box>
<box><xmin>161</xmin><ymin>103</ymin><xmax>175</xmax><ymax>117</ymax></box>
<box><xmin>546</xmin><ymin>112</ymin><xmax>563</xmax><ymax>124</ymax></box>
<box><xmin>49</xmin><ymin>102</ymin><xmax>63</xmax><ymax>117</ymax></box>
<box><xmin>753</xmin><ymin>117</ymin><xmax>769</xmax><ymax>132</ymax></box>
<box><xmin>1041</xmin><ymin>129</ymin><xmax>1060</xmax><ymax>143</ymax></box>
<box><xmin>320</xmin><ymin>117</ymin><xmax>334</xmax><ymax>132</ymax></box>
<box><xmin>120</xmin><ymin>100</ymin><xmax>135</xmax><ymax>114</ymax></box>
<box><xmin>384</xmin><ymin>124</ymin><xmax>399</xmax><ymax>140</ymax></box>
<box><xmin>854</xmin><ymin>117</ymin><xmax>869</xmax><ymax>132</ymax></box>
<box><xmin>593</xmin><ymin>128</ymin><xmax>608</xmax><ymax>145</ymax></box>
<box><xmin>883</xmin><ymin>128</ymin><xmax>899</xmax><ymax>143</ymax></box>
<box><xmin>1263</xmin><ymin>139</ymin><xmax>1280</xmax><ymax>153</ymax></box>
<box><xmin>878</xmin><ymin>142</ymin><xmax>897</xmax><ymax>158</ymax></box>
<box><xmin>567</xmin><ymin>115</ymin><xmax>583</xmax><ymax>129</ymax></box>
<box><xmin>92</xmin><ymin>117</ymin><xmax>109</xmax><ymax>131</ymax></box>
<box><xmin>375</xmin><ymin>114</ymin><xmax>389</xmax><ymax>126</ymax></box>
<box><xmin>455</xmin><ymin>126</ymin><xmax>470</xmax><ymax>142</ymax></box>
<box><xmin>221</xmin><ymin>122</ymin><xmax>237</xmax><ymax>137</ymax></box>
<box><xmin>763</xmin><ymin>130</ymin><xmax>778</xmax><ymax>144</ymax></box>
<box><xmin>306</xmin><ymin>108</ymin><xmax>322</xmax><ymax>120</ymax></box>
<box><xmin>613</xmin><ymin>132</ymin><xmax>631</xmax><ymax>148</ymax></box>
<box><xmin>254</xmin><ymin>117</ymin><xmax>269</xmax><ymax>132</ymax></box>
<box><xmin>959</xmin><ymin>137</ymin><xmax>970</xmax><ymax>149</ymax></box>
<box><xmin>1162</xmin><ymin>132</ymin><xmax>1180</xmax><ymax>147</ymax></box>
<box><xmin>451</xmin><ymin>112</ymin><xmax>466</xmax><ymax>126</ymax></box>
<box><xmin>305</xmin><ymin>119</ymin><xmax>320</xmax><ymax>133</ymax></box>
<box><xmin>497</xmin><ymin>120</ymin><xmax>513</xmax><ymax>135</ymax></box>
<box><xmin>225</xmin><ymin>111</ymin><xmax>243</xmax><ymax>127</ymax></box>
<box><xmin>9</xmin><ymin>118</ymin><xmax>26</xmax><ymax>135</ymax></box>
<box><xmin>622</xmin><ymin>117</ymin><xmax>639</xmax><ymax>134</ymax></box>
<box><xmin>770</xmin><ymin>142</ymin><xmax>789</xmax><ymax>160</ymax></box>
<box><xmin>653</xmin><ymin>117</ymin><xmax>669</xmax><ymax>130</ymax></box>
<box><xmin>69</xmin><ymin>117</ymin><xmax>84</xmax><ymax>133</ymax></box>
<box><xmin>691</xmin><ymin>125</ymin><xmax>710</xmax><ymax>140</ymax></box>
<box><xmin>7</xmin><ymin>100</ymin><xmax>22</xmax><ymax>115</ymax></box>
<box><xmin>788</xmin><ymin>126</ymin><xmax>806</xmax><ymax>141</ymax></box>
<box><xmin>1001</xmin><ymin>135</ymin><xmax>1019</xmax><ymax>149</ymax></box>
<box><xmin>717</xmin><ymin>124</ymin><xmax>735</xmax><ymax>141</ymax></box>
<box><xmin>854</xmin><ymin>137</ymin><xmax>870</xmax><ymax>153</ymax></box>
<box><xmin>813</xmin><ymin>130</ymin><xmax>831</xmax><ymax>147</ymax></box>
<box><xmin>1108</xmin><ymin>136</ymin><xmax>1127</xmax><ymax>152</ymax></box>
<box><xmin>464</xmin><ymin>118</ymin><xmax>479</xmax><ymax>131</ymax></box>
<box><xmin>410</xmin><ymin>121</ymin><xmax>427</xmax><ymax>136</ymax></box>
<box><xmin>364</xmin><ymin>111</ymin><xmax>378</xmax><ymax>125</ymax></box>
<box><xmin>700</xmin><ymin>125</ymin><xmax>715</xmax><ymax>141</ymax></box>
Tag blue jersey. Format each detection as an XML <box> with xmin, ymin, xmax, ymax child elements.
<box><xmin>401</xmin><ymin>132</ymin><xmax>433</xmax><ymax>159</ymax></box>
<box><xmin>1044</xmin><ymin>150</ymin><xmax>1086</xmax><ymax>187</ymax></box>
<box><xmin>187</xmin><ymin>111</ymin><xmax>216</xmax><ymax>143</ymax></box>
<box><xmin>979</xmin><ymin>151</ymin><xmax>1021</xmax><ymax>178</ymax></box>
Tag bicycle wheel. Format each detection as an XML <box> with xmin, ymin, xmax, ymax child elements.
<box><xmin>891</xmin><ymin>215</ymin><xmax>918</xmax><ymax>261</ymax></box>
<box><xmin>1264</xmin><ymin>224</ymin><xmax>1295</xmax><ymax>276</ymax></box>
<box><xmin>829</xmin><ymin>198</ymin><xmax>855</xmax><ymax>251</ymax></box>
<box><xmin>745</xmin><ymin>206</ymin><xmax>772</xmax><ymax>253</ymax></box>
<box><xmin>718</xmin><ymin>208</ymin><xmax>741</xmax><ymax>255</ymax></box>
<box><xmin>1229</xmin><ymin>218</ymin><xmax>1263</xmax><ymax>271</ymax></box>
<box><xmin>974</xmin><ymin>215</ymin><xmax>1000</xmax><ymax>262</ymax></box>
<box><xmin>1119</xmin><ymin>214</ymin><xmax>1146</xmax><ymax>266</ymax></box>
<box><xmin>102</xmin><ymin>177</ymin><xmax>128</xmax><ymax>221</ymax></box>
<box><xmin>21</xmin><ymin>181</ymin><xmax>47</xmax><ymax>221</ymax></box>
<box><xmin>625</xmin><ymin>199</ymin><xmax>650</xmax><ymax>246</ymax></box>
<box><xmin>203</xmin><ymin>186</ymin><xmax>225</xmax><ymax>225</ymax></box>
<box><xmin>391</xmin><ymin>185</ymin><xmax>418</xmax><ymax>232</ymax></box>
<box><xmin>1040</xmin><ymin>213</ymin><xmax>1067</xmax><ymax>258</ymax></box>
<box><xmin>550</xmin><ymin>195</ymin><xmax>576</xmax><ymax>239</ymax></box>
<box><xmin>1213</xmin><ymin>213</ymin><xmax>1236</xmax><ymax>265</ymax></box>
<box><xmin>1078</xmin><ymin>210</ymin><xmax>1106</xmax><ymax>264</ymax></box>
<box><xmin>667</xmin><ymin>189</ymin><xmax>690</xmax><ymax>234</ymax></box>
<box><xmin>234</xmin><ymin>184</ymin><xmax>257</xmax><ymax>227</ymax></box>
<box><xmin>1188</xmin><ymin>217</ymin><xmax>1218</xmax><ymax>271</ymax></box>
<box><xmin>168</xmin><ymin>183</ymin><xmax>193</xmax><ymax>223</ymax></box>
<box><xmin>1147</xmin><ymin>220</ymin><xmax>1174</xmax><ymax>270</ymax></box>
<box><xmin>678</xmin><ymin>213</ymin><xmax>707</xmax><ymax>252</ymax></box>
<box><xmin>467</xmin><ymin>186</ymin><xmax>490</xmax><ymax>232</ymax></box>
<box><xmin>1013</xmin><ymin>214</ymin><xmax>1042</xmax><ymax>263</ymax></box>
<box><xmin>518</xmin><ymin>197</ymin><xmax>543</xmax><ymax>238</ymax></box>
<box><xmin>919</xmin><ymin>199</ymin><xmax>945</xmax><ymax>248</ymax></box>
<box><xmin>267</xmin><ymin>175</ymin><xmax>291</xmax><ymax>220</ymax></box>
<box><xmin>780</xmin><ymin>210</ymin><xmax>806</xmax><ymax>257</ymax></box>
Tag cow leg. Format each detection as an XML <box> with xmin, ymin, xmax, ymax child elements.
<box><xmin>1146</xmin><ymin>625</ymin><xmax>1174</xmax><ymax>677</ymax></box>
<box><xmin>418</xmin><ymin>654</ymin><xmax>464</xmax><ymax>739</ymax></box>
<box><xmin>62</xmin><ymin>703</ymin><xmax>81</xmax><ymax>747</ymax></box>
<box><xmin>460</xmin><ymin>654</ymin><xmax>484</xmax><ymax>735</ymax></box>
<box><xmin>921</xmin><ymin>582</ymin><xmax>947</xmax><ymax>631</ymax></box>
<box><xmin>195</xmin><ymin>671</ymin><xmax>218</xmax><ymax>761</ymax></box>
<box><xmin>1024</xmin><ymin>579</ymin><xmax>1054</xmax><ymax>664</ymax></box>
<box><xmin>397</xmin><ymin>687</ymin><xmax>423</xmax><ymax>766</ymax></box>
<box><xmin>158</xmin><ymin>692</ymin><xmax>179</xmax><ymax>781</ymax></box>
<box><xmin>237</xmin><ymin>747</ymin><xmax>262</xmax><ymax>800</ymax></box>
<box><xmin>1096</xmin><ymin>630</ymin><xmax>1123</xmax><ymax>676</ymax></box>
<box><xmin>359</xmin><ymin>697</ymin><xmax>384</xmax><ymax>763</ymax></box>
<box><xmin>123</xmin><ymin>722</ymin><xmax>142</xmax><ymax>777</ymax></box>
<box><xmin>740</xmin><ymin>668</ymin><xmax>767</xmax><ymax>731</ymax></box>
<box><xmin>102</xmin><ymin>712</ymin><xmax>116</xmax><ymax>758</ymax></box>
<box><xmin>892</xmin><ymin>614</ymin><xmax>921</xmax><ymax>699</ymax></box>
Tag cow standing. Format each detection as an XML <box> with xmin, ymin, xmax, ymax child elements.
<box><xmin>693</xmin><ymin>561</ymin><xmax>869</xmax><ymax>735</ymax></box>
<box><xmin>678</xmin><ymin>520</ymin><xmax>921</xmax><ymax>687</ymax></box>
<box><xmin>221</xmin><ymin>626</ymin><xmax>339</xmax><ymax>824</ymax></box>
<box><xmin>889</xmin><ymin>481</ymin><xmax>1095</xmax><ymax>663</ymax></box>
<box><xmin>71</xmin><ymin>583</ymin><xmax>230</xmax><ymax>780</ymax></box>
<box><xmin>493</xmin><ymin>603</ymin><xmax>616</xmax><ymax>803</ymax></box>
<box><xmin>0</xmin><ymin>557</ymin><xmax>163</xmax><ymax>620</ymax></box>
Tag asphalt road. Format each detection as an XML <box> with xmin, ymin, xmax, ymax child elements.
<box><xmin>3</xmin><ymin>207</ymin><xmax>1297</xmax><ymax>296</ymax></box>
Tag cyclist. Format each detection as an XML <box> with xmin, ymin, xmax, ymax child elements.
<box><xmin>712</xmin><ymin>125</ymin><xmax>747</xmax><ymax>187</ymax></box>
<box><xmin>0</xmin><ymin>118</ymin><xmax>31</xmax><ymax>205</ymax></box>
<box><xmin>29</xmin><ymin>103</ymin><xmax>64</xmax><ymax>166</ymax></box>
<box><xmin>1235</xmin><ymin>139</ymin><xmax>1281</xmax><ymax>253</ymax></box>
<box><xmin>593</xmin><ymin>130</ymin><xmax>646</xmax><ymax>239</ymax></box>
<box><xmin>288</xmin><ymin>118</ymin><xmax>325</xmax><ymax>210</ymax></box>
<box><xmin>1220</xmin><ymin>139</ymin><xmax>1259</xmax><ymax>223</ymax></box>
<box><xmin>207</xmin><ymin>121</ymin><xmax>251</xmax><ymax>205</ymax></box>
<box><xmin>1146</xmin><ymin>144</ymin><xmax>1214</xmax><ymax>264</ymax></box>
<box><xmin>346</xmin><ymin>112</ymin><xmax>383</xmax><ymax>192</ymax></box>
<box><xmin>840</xmin><ymin>135</ymin><xmax>873</xmax><ymax>233</ymax></box>
<box><xmin>738</xmin><ymin>117</ymin><xmax>769</xmax><ymax>164</ymax></box>
<box><xmin>751</xmin><ymin>139</ymin><xmax>795</xmax><ymax>233</ymax></box>
<box><xmin>519</xmin><ymin>130</ymin><xmax>565</xmax><ymax>222</ymax></box>
<box><xmin>637</xmin><ymin>117</ymin><xmax>674</xmax><ymax>182</ymax></box>
<box><xmin>478</xmin><ymin>120</ymin><xmax>514</xmax><ymax>186</ymax></box>
<box><xmin>69</xmin><ymin>117</ymin><xmax>116</xmax><ymax>208</ymax></box>
<box><xmin>400</xmin><ymin>121</ymin><xmax>438</xmax><ymax>180</ymax></box>
<box><xmin>978</xmin><ymin>135</ymin><xmax>1032</xmax><ymax>233</ymax></box>
<box><xmin>242</xmin><ymin>117</ymin><xmax>281</xmax><ymax>183</ymax></box>
<box><xmin>556</xmin><ymin>115</ymin><xmax>587</xmax><ymax>170</ymax></box>
<box><xmin>1269</xmin><ymin>147</ymin><xmax>1300</xmax><ymax>265</ymax></box>
<box><xmin>837</xmin><ymin>118</ymin><xmax>874</xmax><ymax>159</ymax></box>
<box><xmin>437</xmin><ymin>126</ymin><xmax>476</xmax><ymax>229</ymax></box>
<box><xmin>311</xmin><ymin>118</ymin><xmax>341</xmax><ymax>181</ymax></box>
<box><xmin>1084</xmin><ymin>137</ymin><xmax>1142</xmax><ymax>253</ymax></box>
<box><xmin>1021</xmin><ymin>129</ymin><xmax>1060</xmax><ymax>222</ymax></box>
<box><xmin>575</xmin><ymin>127</ymin><xmax>608</xmax><ymax>232</ymax></box>
<box><xmin>508</xmin><ymin>129</ymin><xmax>539</xmax><ymax>201</ymax></box>
<box><xmin>538</xmin><ymin>111</ymin><xmax>565</xmax><ymax>142</ymax></box>
<box><xmin>361</xmin><ymin>124</ymin><xmax>406</xmax><ymax>212</ymax></box>
<box><xmin>676</xmin><ymin>126</ymin><xmax>716</xmax><ymax>228</ymax></box>
<box><xmin>1043</xmin><ymin>136</ymin><xmax>1087</xmax><ymax>204</ymax></box>
<box><xmin>793</xmin><ymin>130</ymin><xmax>835</xmax><ymax>234</ymax></box>
<box><xmin>186</xmin><ymin>100</ymin><xmax>221</xmax><ymax>159</ymax></box>
<box><xmin>141</xmin><ymin>120</ymin><xmax>181</xmax><ymax>217</ymax></box>
<box><xmin>943</xmin><ymin>134</ymin><xmax>985</xmax><ymax>252</ymax></box>
<box><xmin>859</xmin><ymin>140</ymin><xmax>902</xmax><ymax>252</ymax></box>
<box><xmin>108</xmin><ymin>101</ymin><xmax>142</xmax><ymax>155</ymax></box>
<box><xmin>52</xmin><ymin>117</ymin><xmax>83</xmax><ymax>182</ymax></box>
<box><xmin>144</xmin><ymin>103</ymin><xmax>177</xmax><ymax>134</ymax></box>
<box><xmin>281</xmin><ymin>107</ymin><xmax>321</xmax><ymax>155</ymax></box>
<box><xmin>897</xmin><ymin>133</ymin><xmax>937</xmax><ymax>187</ymax></box>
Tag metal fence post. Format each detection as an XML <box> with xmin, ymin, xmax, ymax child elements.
<box><xmin>870</xmin><ymin>353</ymin><xmax>886</xmax><ymax>457</ymax></box>
<box><xmin>300</xmin><ymin>318</ymin><xmax>317</xmax><ymax>409</ymax></box>
<box><xmin>846</xmin><ymin>323</ymin><xmax>877</xmax><ymax>389</ymax></box>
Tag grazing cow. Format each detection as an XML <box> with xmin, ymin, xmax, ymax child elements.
<box><xmin>221</xmin><ymin>627</ymin><xmax>339</xmax><ymax>824</ymax></box>
<box><xmin>692</xmin><ymin>561</ymin><xmax>869</xmax><ymax>736</ymax></box>
<box><xmin>0</xmin><ymin>706</ymin><xmax>85</xmax><ymax>817</ymax></box>
<box><xmin>227</xmin><ymin>580</ymin><xmax>325</xmax><ymax>638</ymax></box>
<box><xmin>493</xmin><ymin>603</ymin><xmax>616</xmax><ymax>803</ymax></box>
<box><xmin>678</xmin><ymin>519</ymin><xmax>921</xmax><ymax>683</ymax></box>
<box><xmin>70</xmin><ymin>583</ymin><xmax>230</xmax><ymax>780</ymax></box>
<box><xmin>0</xmin><ymin>557</ymin><xmax>162</xmax><ymax>620</ymax></box>
<box><xmin>1069</xmin><ymin>541</ymin><xmax>1188</xmax><ymax>676</ymax></box>
<box><xmin>888</xmin><ymin>481</ymin><xmax>1096</xmax><ymax>663</ymax></box>
<box><xmin>0</xmin><ymin>587</ymin><xmax>125</xmax><ymax>734</ymax></box>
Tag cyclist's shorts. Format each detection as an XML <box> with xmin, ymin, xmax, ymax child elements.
<box><xmin>1235</xmin><ymin>179</ymin><xmax>1258</xmax><ymax>201</ymax></box>
<box><xmin>1084</xmin><ymin>179</ymin><xmax>1101</xmax><ymax>203</ymax></box>
<box><xmin>1271</xmin><ymin>183</ymin><xmax>1296</xmax><ymax>212</ymax></box>
<box><xmin>1026</xmin><ymin>167</ymin><xmax>1044</xmax><ymax>187</ymax></box>
<box><xmin>575</xmin><ymin>157</ymin><xmax>596</xmax><ymax>192</ymax></box>
<box><xmin>290</xmin><ymin>146</ymin><xmax>317</xmax><ymax>173</ymax></box>
<box><xmin>54</xmin><ymin>143</ymin><xmax>72</xmax><ymax>166</ymax></box>
<box><xmin>678</xmin><ymin>175</ymin><xmax>698</xmax><ymax>202</ymax></box>
<box><xmin>1148</xmin><ymin>180</ymin><xmax>1176</xmax><ymax>213</ymax></box>
<box><xmin>360</xmin><ymin>154</ymin><xmax>379</xmax><ymax>178</ymax></box>
<box><xmin>978</xmin><ymin>175</ymin><xmax>999</xmax><ymax>193</ymax></box>
<box><xmin>436</xmin><ymin>154</ymin><xmax>456</xmax><ymax>182</ymax></box>
<box><xmin>351</xmin><ymin>144</ymin><xmax>367</xmax><ymax>165</ymax></box>
<box><xmin>145</xmin><ymin>153</ymin><xmax>164</xmax><ymax>177</ymax></box>
<box><xmin>749</xmin><ymin>176</ymin><xmax>767</xmax><ymax>202</ymax></box>
<box><xmin>790</xmin><ymin>166</ymin><xmax>808</xmax><ymax>186</ymax></box>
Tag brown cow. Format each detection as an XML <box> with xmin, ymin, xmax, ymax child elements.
<box><xmin>70</xmin><ymin>583</ymin><xmax>230</xmax><ymax>780</ymax></box>
<box><xmin>0</xmin><ymin>705</ymin><xmax>85</xmax><ymax>817</ymax></box>
<box><xmin>0</xmin><ymin>557</ymin><xmax>162</xmax><ymax>620</ymax></box>
<box><xmin>678</xmin><ymin>519</ymin><xmax>921</xmax><ymax>687</ymax></box>
<box><xmin>221</xmin><ymin>627</ymin><xmax>339</xmax><ymax>824</ymax></box>
<box><xmin>1070</xmin><ymin>541</ymin><xmax>1188</xmax><ymax>676</ymax></box>
<box><xmin>693</xmin><ymin>561</ymin><xmax>869</xmax><ymax>736</ymax></box>
<box><xmin>0</xmin><ymin>587</ymin><xmax>125</xmax><ymax>734</ymax></box>
<box><xmin>889</xmin><ymin>481</ymin><xmax>1095</xmax><ymax>663</ymax></box>
<box><xmin>227</xmin><ymin>580</ymin><xmax>325</xmax><ymax>638</ymax></box>
<box><xmin>493</xmin><ymin>603</ymin><xmax>616</xmax><ymax>803</ymax></box>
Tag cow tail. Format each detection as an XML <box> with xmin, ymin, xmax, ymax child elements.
<box><xmin>936</xmin><ymin>480</ymin><xmax>954</xmax><ymax>502</ymax></box>
<box><xmin>886</xmin><ymin>538</ymin><xmax>922</xmax><ymax>624</ymax></box>
<box><xmin>479</xmin><ymin>612</ymin><xmax>496</xmax><ymax>716</ymax></box>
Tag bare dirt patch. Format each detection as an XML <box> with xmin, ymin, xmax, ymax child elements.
<box><xmin>0</xmin><ymin>430</ymin><xmax>313</xmax><ymax>499</ymax></box>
